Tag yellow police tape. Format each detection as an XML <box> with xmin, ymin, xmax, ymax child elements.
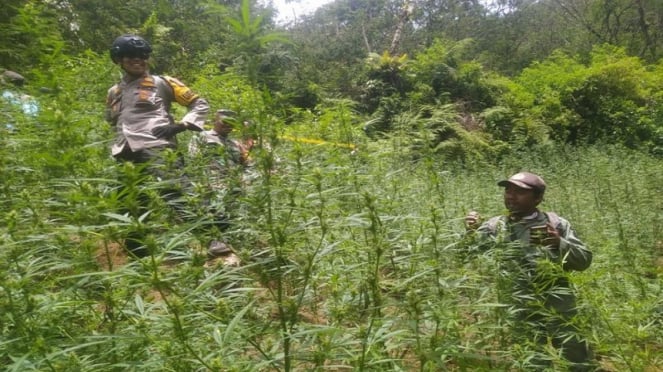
<box><xmin>278</xmin><ymin>135</ymin><xmax>357</xmax><ymax>150</ymax></box>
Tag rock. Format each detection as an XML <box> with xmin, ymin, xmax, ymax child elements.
<box><xmin>2</xmin><ymin>70</ymin><xmax>25</xmax><ymax>85</ymax></box>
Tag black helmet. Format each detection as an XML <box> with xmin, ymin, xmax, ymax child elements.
<box><xmin>110</xmin><ymin>35</ymin><xmax>152</xmax><ymax>63</ymax></box>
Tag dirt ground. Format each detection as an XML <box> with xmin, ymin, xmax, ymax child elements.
<box><xmin>94</xmin><ymin>240</ymin><xmax>128</xmax><ymax>270</ymax></box>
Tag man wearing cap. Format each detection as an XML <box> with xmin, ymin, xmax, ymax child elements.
<box><xmin>465</xmin><ymin>172</ymin><xmax>595</xmax><ymax>370</ymax></box>
<box><xmin>189</xmin><ymin>109</ymin><xmax>252</xmax><ymax>170</ymax></box>
<box><xmin>188</xmin><ymin>109</ymin><xmax>254</xmax><ymax>262</ymax></box>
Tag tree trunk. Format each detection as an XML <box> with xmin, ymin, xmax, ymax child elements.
<box><xmin>389</xmin><ymin>2</ymin><xmax>412</xmax><ymax>55</ymax></box>
<box><xmin>634</xmin><ymin>0</ymin><xmax>656</xmax><ymax>59</ymax></box>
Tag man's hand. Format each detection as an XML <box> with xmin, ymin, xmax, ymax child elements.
<box><xmin>151</xmin><ymin>123</ymin><xmax>186</xmax><ymax>139</ymax></box>
<box><xmin>543</xmin><ymin>223</ymin><xmax>561</xmax><ymax>248</ymax></box>
<box><xmin>530</xmin><ymin>223</ymin><xmax>561</xmax><ymax>248</ymax></box>
<box><xmin>465</xmin><ymin>211</ymin><xmax>482</xmax><ymax>231</ymax></box>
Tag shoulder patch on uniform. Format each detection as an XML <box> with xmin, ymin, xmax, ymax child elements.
<box><xmin>163</xmin><ymin>76</ymin><xmax>185</xmax><ymax>87</ymax></box>
<box><xmin>162</xmin><ymin>75</ymin><xmax>199</xmax><ymax>105</ymax></box>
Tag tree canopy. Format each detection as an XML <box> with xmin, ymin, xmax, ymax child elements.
<box><xmin>1</xmin><ymin>0</ymin><xmax>661</xmax><ymax>154</ymax></box>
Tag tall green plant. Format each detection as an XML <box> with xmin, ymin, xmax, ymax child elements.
<box><xmin>0</xmin><ymin>1</ymin><xmax>65</xmax><ymax>70</ymax></box>
<box><xmin>223</xmin><ymin>0</ymin><xmax>292</xmax><ymax>86</ymax></box>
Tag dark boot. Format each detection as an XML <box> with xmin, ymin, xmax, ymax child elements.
<box><xmin>124</xmin><ymin>233</ymin><xmax>149</xmax><ymax>258</ymax></box>
<box><xmin>207</xmin><ymin>240</ymin><xmax>233</xmax><ymax>259</ymax></box>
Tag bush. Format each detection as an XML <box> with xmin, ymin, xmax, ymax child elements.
<box><xmin>507</xmin><ymin>45</ymin><xmax>661</xmax><ymax>152</ymax></box>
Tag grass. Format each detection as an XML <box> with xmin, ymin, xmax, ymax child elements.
<box><xmin>1</xmin><ymin>95</ymin><xmax>662</xmax><ymax>371</ymax></box>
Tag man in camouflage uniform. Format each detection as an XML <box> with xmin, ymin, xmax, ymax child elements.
<box><xmin>105</xmin><ymin>34</ymin><xmax>209</xmax><ymax>257</ymax></box>
<box><xmin>189</xmin><ymin>109</ymin><xmax>254</xmax><ymax>260</ymax></box>
<box><xmin>189</xmin><ymin>109</ymin><xmax>252</xmax><ymax>178</ymax></box>
<box><xmin>465</xmin><ymin>172</ymin><xmax>595</xmax><ymax>371</ymax></box>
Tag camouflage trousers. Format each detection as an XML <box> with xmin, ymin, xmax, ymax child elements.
<box><xmin>114</xmin><ymin>146</ymin><xmax>191</xmax><ymax>257</ymax></box>
<box><xmin>509</xmin><ymin>284</ymin><xmax>595</xmax><ymax>371</ymax></box>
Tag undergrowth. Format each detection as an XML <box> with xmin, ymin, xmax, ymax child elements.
<box><xmin>1</xmin><ymin>73</ymin><xmax>662</xmax><ymax>371</ymax></box>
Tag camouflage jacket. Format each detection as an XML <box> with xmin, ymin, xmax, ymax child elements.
<box><xmin>476</xmin><ymin>210</ymin><xmax>592</xmax><ymax>272</ymax></box>
<box><xmin>189</xmin><ymin>131</ymin><xmax>248</xmax><ymax>169</ymax></box>
<box><xmin>472</xmin><ymin>210</ymin><xmax>592</xmax><ymax>313</ymax></box>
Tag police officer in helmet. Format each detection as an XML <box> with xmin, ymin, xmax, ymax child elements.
<box><xmin>105</xmin><ymin>34</ymin><xmax>210</xmax><ymax>257</ymax></box>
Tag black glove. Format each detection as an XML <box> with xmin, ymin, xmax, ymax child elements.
<box><xmin>151</xmin><ymin>123</ymin><xmax>186</xmax><ymax>139</ymax></box>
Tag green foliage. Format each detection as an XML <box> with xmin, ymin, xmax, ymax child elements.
<box><xmin>560</xmin><ymin>47</ymin><xmax>652</xmax><ymax>146</ymax></box>
<box><xmin>453</xmin><ymin>61</ymin><xmax>499</xmax><ymax>110</ymax></box>
<box><xmin>388</xmin><ymin>104</ymin><xmax>506</xmax><ymax>164</ymax></box>
<box><xmin>362</xmin><ymin>94</ymin><xmax>406</xmax><ymax>135</ymax></box>
<box><xmin>3</xmin><ymin>91</ymin><xmax>663</xmax><ymax>369</ymax></box>
<box><xmin>360</xmin><ymin>41</ymin><xmax>504</xmax><ymax>138</ymax></box>
<box><xmin>191</xmin><ymin>66</ymin><xmax>266</xmax><ymax>120</ymax></box>
<box><xmin>1</xmin><ymin>1</ymin><xmax>663</xmax><ymax>370</ymax></box>
<box><xmin>222</xmin><ymin>0</ymin><xmax>292</xmax><ymax>87</ymax></box>
<box><xmin>516</xmin><ymin>50</ymin><xmax>587</xmax><ymax>94</ymax></box>
<box><xmin>54</xmin><ymin>0</ymin><xmax>154</xmax><ymax>54</ymax></box>
<box><xmin>502</xmin><ymin>45</ymin><xmax>662</xmax><ymax>152</ymax></box>
<box><xmin>481</xmin><ymin>106</ymin><xmax>516</xmax><ymax>141</ymax></box>
<box><xmin>283</xmin><ymin>98</ymin><xmax>364</xmax><ymax>150</ymax></box>
<box><xmin>410</xmin><ymin>38</ymin><xmax>498</xmax><ymax>110</ymax></box>
<box><xmin>645</xmin><ymin>61</ymin><xmax>663</xmax><ymax>156</ymax></box>
<box><xmin>357</xmin><ymin>51</ymin><xmax>411</xmax><ymax>116</ymax></box>
<box><xmin>2</xmin><ymin>52</ymin><xmax>663</xmax><ymax>369</ymax></box>
<box><xmin>0</xmin><ymin>1</ymin><xmax>65</xmax><ymax>71</ymax></box>
<box><xmin>361</xmin><ymin>39</ymin><xmax>502</xmax><ymax>135</ymax></box>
